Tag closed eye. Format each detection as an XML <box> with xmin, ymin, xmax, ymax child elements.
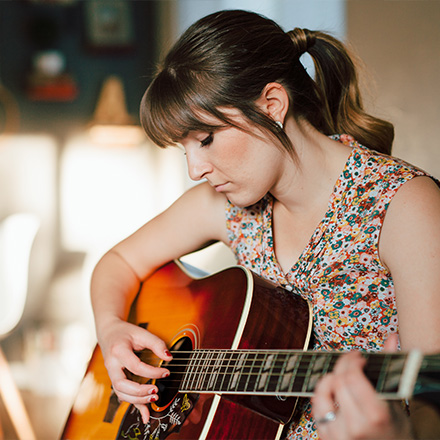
<box><xmin>200</xmin><ymin>132</ymin><xmax>214</xmax><ymax>147</ymax></box>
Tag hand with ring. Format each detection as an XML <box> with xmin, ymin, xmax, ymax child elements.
<box><xmin>311</xmin><ymin>345</ymin><xmax>413</xmax><ymax>440</ymax></box>
<box><xmin>315</xmin><ymin>410</ymin><xmax>337</xmax><ymax>425</ymax></box>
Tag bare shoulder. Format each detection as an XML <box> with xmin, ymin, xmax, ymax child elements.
<box><xmin>381</xmin><ymin>176</ymin><xmax>440</xmax><ymax>236</ymax></box>
<box><xmin>113</xmin><ymin>182</ymin><xmax>229</xmax><ymax>279</ymax></box>
<box><xmin>179</xmin><ymin>180</ymin><xmax>228</xmax><ymax>208</ymax></box>
<box><xmin>387</xmin><ymin>175</ymin><xmax>440</xmax><ymax>210</ymax></box>
<box><xmin>147</xmin><ymin>181</ymin><xmax>229</xmax><ymax>248</ymax></box>
<box><xmin>168</xmin><ymin>182</ymin><xmax>229</xmax><ymax>237</ymax></box>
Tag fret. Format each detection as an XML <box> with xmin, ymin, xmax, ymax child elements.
<box><xmin>243</xmin><ymin>351</ymin><xmax>259</xmax><ymax>393</ymax></box>
<box><xmin>301</xmin><ymin>353</ymin><xmax>315</xmax><ymax>393</ymax></box>
<box><xmin>257</xmin><ymin>353</ymin><xmax>276</xmax><ymax>391</ymax></box>
<box><xmin>247</xmin><ymin>351</ymin><xmax>265</xmax><ymax>392</ymax></box>
<box><xmin>236</xmin><ymin>352</ymin><xmax>252</xmax><ymax>392</ymax></box>
<box><xmin>198</xmin><ymin>350</ymin><xmax>209</xmax><ymax>389</ymax></box>
<box><xmin>375</xmin><ymin>354</ymin><xmax>391</xmax><ymax>394</ymax></box>
<box><xmin>383</xmin><ymin>356</ymin><xmax>406</xmax><ymax>393</ymax></box>
<box><xmin>226</xmin><ymin>351</ymin><xmax>241</xmax><ymax>391</ymax></box>
<box><xmin>276</xmin><ymin>353</ymin><xmax>290</xmax><ymax>393</ymax></box>
<box><xmin>364</xmin><ymin>353</ymin><xmax>383</xmax><ymax>392</ymax></box>
<box><xmin>256</xmin><ymin>353</ymin><xmax>269</xmax><ymax>391</ymax></box>
<box><xmin>241</xmin><ymin>351</ymin><xmax>256</xmax><ymax>392</ymax></box>
<box><xmin>281</xmin><ymin>353</ymin><xmax>300</xmax><ymax>392</ymax></box>
<box><xmin>267</xmin><ymin>353</ymin><xmax>284</xmax><ymax>392</ymax></box>
<box><xmin>229</xmin><ymin>351</ymin><xmax>247</xmax><ymax>390</ymax></box>
<box><xmin>399</xmin><ymin>350</ymin><xmax>423</xmax><ymax>400</ymax></box>
<box><xmin>208</xmin><ymin>350</ymin><xmax>226</xmax><ymax>391</ymax></box>
<box><xmin>197</xmin><ymin>350</ymin><xmax>214</xmax><ymax>391</ymax></box>
<box><xmin>202</xmin><ymin>350</ymin><xmax>215</xmax><ymax>390</ymax></box>
<box><xmin>219</xmin><ymin>350</ymin><xmax>233</xmax><ymax>392</ymax></box>
<box><xmin>307</xmin><ymin>353</ymin><xmax>333</xmax><ymax>392</ymax></box>
<box><xmin>182</xmin><ymin>350</ymin><xmax>199</xmax><ymax>390</ymax></box>
<box><xmin>191</xmin><ymin>350</ymin><xmax>205</xmax><ymax>390</ymax></box>
<box><xmin>194</xmin><ymin>351</ymin><xmax>205</xmax><ymax>391</ymax></box>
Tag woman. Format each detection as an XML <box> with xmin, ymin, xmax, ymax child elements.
<box><xmin>91</xmin><ymin>10</ymin><xmax>440</xmax><ymax>439</ymax></box>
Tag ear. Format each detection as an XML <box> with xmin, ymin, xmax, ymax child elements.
<box><xmin>256</xmin><ymin>82</ymin><xmax>290</xmax><ymax>125</ymax></box>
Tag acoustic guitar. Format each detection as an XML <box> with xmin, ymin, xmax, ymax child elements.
<box><xmin>61</xmin><ymin>260</ymin><xmax>439</xmax><ymax>440</ymax></box>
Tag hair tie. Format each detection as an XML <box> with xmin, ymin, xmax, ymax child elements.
<box><xmin>287</xmin><ymin>28</ymin><xmax>316</xmax><ymax>55</ymax></box>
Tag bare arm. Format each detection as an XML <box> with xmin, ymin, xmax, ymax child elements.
<box><xmin>380</xmin><ymin>176</ymin><xmax>440</xmax><ymax>353</ymax></box>
<box><xmin>90</xmin><ymin>182</ymin><xmax>228</xmax><ymax>422</ymax></box>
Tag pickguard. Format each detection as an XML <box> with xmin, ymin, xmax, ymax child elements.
<box><xmin>116</xmin><ymin>393</ymin><xmax>199</xmax><ymax>440</ymax></box>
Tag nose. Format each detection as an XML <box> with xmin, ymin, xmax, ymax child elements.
<box><xmin>186</xmin><ymin>150</ymin><xmax>212</xmax><ymax>181</ymax></box>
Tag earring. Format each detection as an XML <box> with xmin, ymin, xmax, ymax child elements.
<box><xmin>275</xmin><ymin>120</ymin><xmax>283</xmax><ymax>130</ymax></box>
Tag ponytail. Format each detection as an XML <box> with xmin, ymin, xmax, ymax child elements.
<box><xmin>288</xmin><ymin>28</ymin><xmax>394</xmax><ymax>155</ymax></box>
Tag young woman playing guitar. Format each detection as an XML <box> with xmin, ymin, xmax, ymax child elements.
<box><xmin>89</xmin><ymin>10</ymin><xmax>440</xmax><ymax>439</ymax></box>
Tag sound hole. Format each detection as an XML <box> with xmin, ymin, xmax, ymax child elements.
<box><xmin>155</xmin><ymin>336</ymin><xmax>193</xmax><ymax>407</ymax></box>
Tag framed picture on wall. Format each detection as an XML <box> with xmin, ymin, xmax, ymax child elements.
<box><xmin>83</xmin><ymin>0</ymin><xmax>135</xmax><ymax>52</ymax></box>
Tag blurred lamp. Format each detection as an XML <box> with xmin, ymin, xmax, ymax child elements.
<box><xmin>88</xmin><ymin>75</ymin><xmax>145</xmax><ymax>145</ymax></box>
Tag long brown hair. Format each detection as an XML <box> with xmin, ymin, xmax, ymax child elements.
<box><xmin>141</xmin><ymin>10</ymin><xmax>393</xmax><ymax>155</ymax></box>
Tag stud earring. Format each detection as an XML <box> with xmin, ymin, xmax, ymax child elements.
<box><xmin>275</xmin><ymin>121</ymin><xmax>283</xmax><ymax>130</ymax></box>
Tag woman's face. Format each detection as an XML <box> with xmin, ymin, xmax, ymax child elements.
<box><xmin>180</xmin><ymin>109</ymin><xmax>290</xmax><ymax>207</ymax></box>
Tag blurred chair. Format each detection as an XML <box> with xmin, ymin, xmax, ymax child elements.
<box><xmin>0</xmin><ymin>213</ymin><xmax>39</xmax><ymax>440</ymax></box>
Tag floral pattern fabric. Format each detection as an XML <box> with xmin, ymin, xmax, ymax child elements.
<box><xmin>225</xmin><ymin>135</ymin><xmax>432</xmax><ymax>439</ymax></box>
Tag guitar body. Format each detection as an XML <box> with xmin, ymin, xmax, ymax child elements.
<box><xmin>61</xmin><ymin>261</ymin><xmax>312</xmax><ymax>440</ymax></box>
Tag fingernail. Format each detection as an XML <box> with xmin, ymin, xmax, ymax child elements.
<box><xmin>149</xmin><ymin>388</ymin><xmax>157</xmax><ymax>395</ymax></box>
<box><xmin>150</xmin><ymin>395</ymin><xmax>158</xmax><ymax>402</ymax></box>
<box><xmin>162</xmin><ymin>371</ymin><xmax>170</xmax><ymax>378</ymax></box>
<box><xmin>165</xmin><ymin>350</ymin><xmax>172</xmax><ymax>357</ymax></box>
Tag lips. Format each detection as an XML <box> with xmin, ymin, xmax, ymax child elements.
<box><xmin>213</xmin><ymin>182</ymin><xmax>228</xmax><ymax>192</ymax></box>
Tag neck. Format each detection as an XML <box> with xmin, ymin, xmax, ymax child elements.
<box><xmin>177</xmin><ymin>348</ymin><xmax>425</xmax><ymax>400</ymax></box>
<box><xmin>270</xmin><ymin>121</ymin><xmax>351</xmax><ymax>214</ymax></box>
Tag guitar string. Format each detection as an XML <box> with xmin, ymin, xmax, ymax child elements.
<box><xmin>134</xmin><ymin>351</ymin><xmax>439</xmax><ymax>385</ymax></box>
<box><xmin>137</xmin><ymin>350</ymin><xmax>438</xmax><ymax>395</ymax></box>
<box><xmin>155</xmin><ymin>367</ymin><xmax>440</xmax><ymax>380</ymax></box>
<box><xmin>154</xmin><ymin>362</ymin><xmax>412</xmax><ymax>374</ymax></box>
<box><xmin>150</xmin><ymin>363</ymin><xmax>426</xmax><ymax>394</ymax></box>
<box><xmin>133</xmin><ymin>351</ymin><xmax>422</xmax><ymax>390</ymax></box>
<box><xmin>165</xmin><ymin>350</ymin><xmax>440</xmax><ymax>368</ymax></box>
<box><xmin>140</xmin><ymin>351</ymin><xmax>428</xmax><ymax>373</ymax></box>
<box><xmin>162</xmin><ymin>350</ymin><xmax>412</xmax><ymax>370</ymax></box>
<box><xmin>153</xmin><ymin>367</ymin><xmax>399</xmax><ymax>381</ymax></box>
<box><xmin>154</xmin><ymin>368</ymin><xmax>439</xmax><ymax>387</ymax></box>
<box><xmin>151</xmin><ymin>371</ymin><xmax>402</xmax><ymax>393</ymax></box>
<box><xmin>165</xmin><ymin>350</ymin><xmax>412</xmax><ymax>361</ymax></box>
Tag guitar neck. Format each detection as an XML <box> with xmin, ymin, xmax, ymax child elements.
<box><xmin>178</xmin><ymin>349</ymin><xmax>424</xmax><ymax>400</ymax></box>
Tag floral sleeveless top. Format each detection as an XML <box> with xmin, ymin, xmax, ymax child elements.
<box><xmin>225</xmin><ymin>135</ymin><xmax>431</xmax><ymax>439</ymax></box>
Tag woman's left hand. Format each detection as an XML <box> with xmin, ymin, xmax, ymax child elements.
<box><xmin>311</xmin><ymin>350</ymin><xmax>413</xmax><ymax>440</ymax></box>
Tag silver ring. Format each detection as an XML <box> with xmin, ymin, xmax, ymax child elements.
<box><xmin>316</xmin><ymin>410</ymin><xmax>337</xmax><ymax>424</ymax></box>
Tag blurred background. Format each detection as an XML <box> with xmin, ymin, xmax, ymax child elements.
<box><xmin>0</xmin><ymin>0</ymin><xmax>439</xmax><ymax>439</ymax></box>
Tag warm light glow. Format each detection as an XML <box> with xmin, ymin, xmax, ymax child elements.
<box><xmin>88</xmin><ymin>124</ymin><xmax>146</xmax><ymax>146</ymax></box>
<box><xmin>60</xmin><ymin>134</ymin><xmax>189</xmax><ymax>255</ymax></box>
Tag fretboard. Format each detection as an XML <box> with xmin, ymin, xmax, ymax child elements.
<box><xmin>178</xmin><ymin>349</ymin><xmax>423</xmax><ymax>400</ymax></box>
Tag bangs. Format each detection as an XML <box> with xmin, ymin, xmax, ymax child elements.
<box><xmin>140</xmin><ymin>69</ymin><xmax>232</xmax><ymax>148</ymax></box>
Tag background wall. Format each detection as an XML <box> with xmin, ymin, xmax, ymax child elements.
<box><xmin>0</xmin><ymin>1</ymin><xmax>157</xmax><ymax>136</ymax></box>
<box><xmin>347</xmin><ymin>0</ymin><xmax>440</xmax><ymax>177</ymax></box>
<box><xmin>176</xmin><ymin>0</ymin><xmax>346</xmax><ymax>38</ymax></box>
